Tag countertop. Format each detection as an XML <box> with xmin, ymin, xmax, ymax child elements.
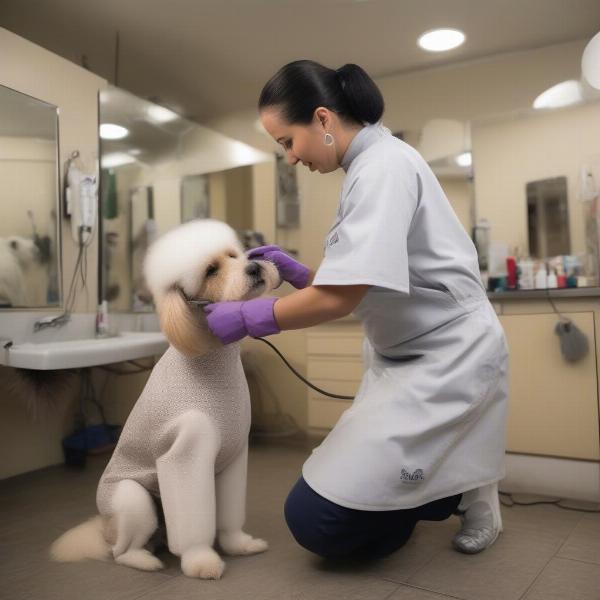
<box><xmin>488</xmin><ymin>287</ymin><xmax>600</xmax><ymax>300</ymax></box>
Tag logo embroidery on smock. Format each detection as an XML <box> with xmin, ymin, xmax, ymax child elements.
<box><xmin>327</xmin><ymin>231</ymin><xmax>339</xmax><ymax>247</ymax></box>
<box><xmin>400</xmin><ymin>468</ymin><xmax>424</xmax><ymax>483</ymax></box>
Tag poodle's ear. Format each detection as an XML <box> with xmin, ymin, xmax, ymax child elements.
<box><xmin>157</xmin><ymin>289</ymin><xmax>220</xmax><ymax>357</ymax></box>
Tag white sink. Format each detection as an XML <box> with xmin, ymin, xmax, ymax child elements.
<box><xmin>0</xmin><ymin>331</ymin><xmax>168</xmax><ymax>370</ymax></box>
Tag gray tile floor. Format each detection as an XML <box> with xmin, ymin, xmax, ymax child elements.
<box><xmin>1</xmin><ymin>438</ymin><xmax>599</xmax><ymax>600</ymax></box>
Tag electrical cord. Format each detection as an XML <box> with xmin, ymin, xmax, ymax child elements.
<box><xmin>545</xmin><ymin>288</ymin><xmax>569</xmax><ymax>322</ymax></box>
<box><xmin>251</xmin><ymin>336</ymin><xmax>355</xmax><ymax>400</ymax></box>
<box><xmin>34</xmin><ymin>227</ymin><xmax>94</xmax><ymax>332</ymax></box>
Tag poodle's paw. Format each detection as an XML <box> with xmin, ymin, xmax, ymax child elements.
<box><xmin>114</xmin><ymin>549</ymin><xmax>164</xmax><ymax>571</ymax></box>
<box><xmin>218</xmin><ymin>531</ymin><xmax>269</xmax><ymax>556</ymax></box>
<box><xmin>181</xmin><ymin>546</ymin><xmax>225</xmax><ymax>579</ymax></box>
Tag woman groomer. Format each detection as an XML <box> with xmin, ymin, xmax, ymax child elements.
<box><xmin>204</xmin><ymin>60</ymin><xmax>509</xmax><ymax>558</ymax></box>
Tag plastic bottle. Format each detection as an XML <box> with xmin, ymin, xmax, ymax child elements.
<box><xmin>472</xmin><ymin>218</ymin><xmax>491</xmax><ymax>271</ymax></box>
<box><xmin>506</xmin><ymin>256</ymin><xmax>517</xmax><ymax>289</ymax></box>
<box><xmin>556</xmin><ymin>265</ymin><xmax>567</xmax><ymax>288</ymax></box>
<box><xmin>547</xmin><ymin>269</ymin><xmax>558</xmax><ymax>289</ymax></box>
<box><xmin>96</xmin><ymin>300</ymin><xmax>109</xmax><ymax>336</ymax></box>
<box><xmin>518</xmin><ymin>258</ymin><xmax>534</xmax><ymax>290</ymax></box>
<box><xmin>535</xmin><ymin>264</ymin><xmax>548</xmax><ymax>289</ymax></box>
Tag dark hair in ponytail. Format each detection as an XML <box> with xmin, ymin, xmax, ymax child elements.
<box><xmin>258</xmin><ymin>60</ymin><xmax>384</xmax><ymax>126</ymax></box>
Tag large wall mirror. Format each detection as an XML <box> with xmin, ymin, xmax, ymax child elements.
<box><xmin>410</xmin><ymin>71</ymin><xmax>600</xmax><ymax>288</ymax></box>
<box><xmin>0</xmin><ymin>85</ymin><xmax>61</xmax><ymax>308</ymax></box>
<box><xmin>526</xmin><ymin>177</ymin><xmax>571</xmax><ymax>258</ymax></box>
<box><xmin>98</xmin><ymin>86</ymin><xmax>272</xmax><ymax>312</ymax></box>
<box><xmin>470</xmin><ymin>96</ymin><xmax>600</xmax><ymax>286</ymax></box>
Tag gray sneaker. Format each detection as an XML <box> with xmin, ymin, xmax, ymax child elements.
<box><xmin>452</xmin><ymin>483</ymin><xmax>503</xmax><ymax>554</ymax></box>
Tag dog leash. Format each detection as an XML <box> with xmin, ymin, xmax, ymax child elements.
<box><xmin>186</xmin><ymin>298</ymin><xmax>355</xmax><ymax>400</ymax></box>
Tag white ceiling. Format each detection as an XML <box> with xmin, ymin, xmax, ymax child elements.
<box><xmin>1</xmin><ymin>0</ymin><xmax>599</xmax><ymax>123</ymax></box>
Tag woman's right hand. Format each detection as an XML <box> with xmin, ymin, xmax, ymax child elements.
<box><xmin>247</xmin><ymin>245</ymin><xmax>310</xmax><ymax>289</ymax></box>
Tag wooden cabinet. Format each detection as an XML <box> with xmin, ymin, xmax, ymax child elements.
<box><xmin>305</xmin><ymin>307</ymin><xmax>600</xmax><ymax>462</ymax></box>
<box><xmin>499</xmin><ymin>311</ymin><xmax>600</xmax><ymax>460</ymax></box>
<box><xmin>306</xmin><ymin>325</ymin><xmax>363</xmax><ymax>431</ymax></box>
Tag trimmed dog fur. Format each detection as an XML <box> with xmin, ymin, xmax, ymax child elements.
<box><xmin>50</xmin><ymin>219</ymin><xmax>280</xmax><ymax>579</ymax></box>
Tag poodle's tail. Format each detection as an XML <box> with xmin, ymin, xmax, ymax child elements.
<box><xmin>50</xmin><ymin>516</ymin><xmax>111</xmax><ymax>562</ymax></box>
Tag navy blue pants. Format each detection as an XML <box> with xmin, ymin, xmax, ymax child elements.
<box><xmin>284</xmin><ymin>477</ymin><xmax>461</xmax><ymax>560</ymax></box>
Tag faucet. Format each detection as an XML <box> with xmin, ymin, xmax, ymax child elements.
<box><xmin>33</xmin><ymin>313</ymin><xmax>70</xmax><ymax>332</ymax></box>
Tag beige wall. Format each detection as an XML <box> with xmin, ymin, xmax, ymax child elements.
<box><xmin>209</xmin><ymin>171</ymin><xmax>227</xmax><ymax>222</ymax></box>
<box><xmin>295</xmin><ymin>169</ymin><xmax>345</xmax><ymax>269</ymax></box>
<box><xmin>208</xmin><ymin>40</ymin><xmax>587</xmax><ymax>150</ymax></box>
<box><xmin>472</xmin><ymin>101</ymin><xmax>600</xmax><ymax>256</ymax></box>
<box><xmin>251</xmin><ymin>160</ymin><xmax>277</xmax><ymax>246</ymax></box>
<box><xmin>221</xmin><ymin>166</ymin><xmax>254</xmax><ymax>232</ymax></box>
<box><xmin>0</xmin><ymin>28</ymin><xmax>106</xmax><ymax>478</ymax></box>
<box><xmin>438</xmin><ymin>176</ymin><xmax>473</xmax><ymax>235</ymax></box>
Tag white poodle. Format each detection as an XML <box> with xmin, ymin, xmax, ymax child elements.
<box><xmin>50</xmin><ymin>219</ymin><xmax>280</xmax><ymax>579</ymax></box>
<box><xmin>0</xmin><ymin>235</ymin><xmax>40</xmax><ymax>306</ymax></box>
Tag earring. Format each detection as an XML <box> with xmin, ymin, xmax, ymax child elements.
<box><xmin>324</xmin><ymin>133</ymin><xmax>334</xmax><ymax>146</ymax></box>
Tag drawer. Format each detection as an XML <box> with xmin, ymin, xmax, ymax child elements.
<box><xmin>306</xmin><ymin>332</ymin><xmax>364</xmax><ymax>356</ymax></box>
<box><xmin>307</xmin><ymin>357</ymin><xmax>363</xmax><ymax>381</ymax></box>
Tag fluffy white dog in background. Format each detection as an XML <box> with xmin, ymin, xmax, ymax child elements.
<box><xmin>0</xmin><ymin>235</ymin><xmax>40</xmax><ymax>306</ymax></box>
<box><xmin>51</xmin><ymin>219</ymin><xmax>280</xmax><ymax>579</ymax></box>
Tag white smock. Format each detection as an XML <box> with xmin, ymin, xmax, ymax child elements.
<box><xmin>303</xmin><ymin>123</ymin><xmax>509</xmax><ymax>511</ymax></box>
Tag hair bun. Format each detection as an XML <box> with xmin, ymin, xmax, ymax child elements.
<box><xmin>334</xmin><ymin>63</ymin><xmax>384</xmax><ymax>124</ymax></box>
<box><xmin>259</xmin><ymin>60</ymin><xmax>384</xmax><ymax>125</ymax></box>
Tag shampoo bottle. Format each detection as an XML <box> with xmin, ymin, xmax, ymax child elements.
<box><xmin>518</xmin><ymin>258</ymin><xmax>534</xmax><ymax>289</ymax></box>
<box><xmin>535</xmin><ymin>264</ymin><xmax>548</xmax><ymax>289</ymax></box>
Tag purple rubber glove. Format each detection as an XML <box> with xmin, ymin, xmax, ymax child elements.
<box><xmin>247</xmin><ymin>245</ymin><xmax>310</xmax><ymax>289</ymax></box>
<box><xmin>203</xmin><ymin>297</ymin><xmax>280</xmax><ymax>344</ymax></box>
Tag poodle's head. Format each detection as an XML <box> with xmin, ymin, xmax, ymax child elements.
<box><xmin>6</xmin><ymin>236</ymin><xmax>40</xmax><ymax>268</ymax></box>
<box><xmin>144</xmin><ymin>219</ymin><xmax>280</xmax><ymax>356</ymax></box>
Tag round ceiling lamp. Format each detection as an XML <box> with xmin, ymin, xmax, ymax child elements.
<box><xmin>533</xmin><ymin>80</ymin><xmax>583</xmax><ymax>110</ymax></box>
<box><xmin>582</xmin><ymin>31</ymin><xmax>600</xmax><ymax>90</ymax></box>
<box><xmin>418</xmin><ymin>28</ymin><xmax>465</xmax><ymax>52</ymax></box>
<box><xmin>100</xmin><ymin>123</ymin><xmax>129</xmax><ymax>140</ymax></box>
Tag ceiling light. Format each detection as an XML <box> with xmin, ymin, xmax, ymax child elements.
<box><xmin>582</xmin><ymin>31</ymin><xmax>600</xmax><ymax>90</ymax></box>
<box><xmin>455</xmin><ymin>152</ymin><xmax>472</xmax><ymax>167</ymax></box>
<box><xmin>100</xmin><ymin>123</ymin><xmax>129</xmax><ymax>140</ymax></box>
<box><xmin>418</xmin><ymin>28</ymin><xmax>465</xmax><ymax>52</ymax></box>
<box><xmin>101</xmin><ymin>152</ymin><xmax>136</xmax><ymax>168</ymax></box>
<box><xmin>146</xmin><ymin>105</ymin><xmax>179</xmax><ymax>123</ymax></box>
<box><xmin>229</xmin><ymin>140</ymin><xmax>271</xmax><ymax>165</ymax></box>
<box><xmin>533</xmin><ymin>80</ymin><xmax>583</xmax><ymax>110</ymax></box>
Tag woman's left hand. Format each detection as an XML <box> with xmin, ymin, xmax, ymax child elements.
<box><xmin>247</xmin><ymin>245</ymin><xmax>310</xmax><ymax>289</ymax></box>
<box><xmin>203</xmin><ymin>297</ymin><xmax>280</xmax><ymax>344</ymax></box>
